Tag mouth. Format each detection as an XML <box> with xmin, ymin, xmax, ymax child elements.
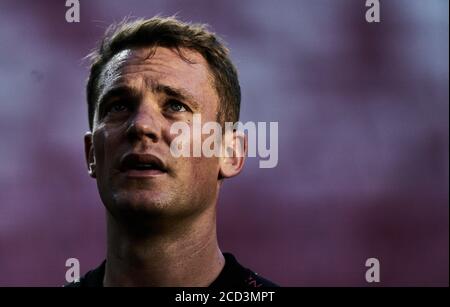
<box><xmin>119</xmin><ymin>153</ymin><xmax>168</xmax><ymax>178</ymax></box>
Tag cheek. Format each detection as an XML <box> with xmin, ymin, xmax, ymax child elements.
<box><xmin>163</xmin><ymin>115</ymin><xmax>222</xmax><ymax>186</ymax></box>
<box><xmin>191</xmin><ymin>157</ymin><xmax>221</xmax><ymax>202</ymax></box>
<box><xmin>93</xmin><ymin>132</ymin><xmax>105</xmax><ymax>164</ymax></box>
<box><xmin>174</xmin><ymin>156</ymin><xmax>220</xmax><ymax>189</ymax></box>
<box><xmin>93</xmin><ymin>127</ymin><xmax>118</xmax><ymax>170</ymax></box>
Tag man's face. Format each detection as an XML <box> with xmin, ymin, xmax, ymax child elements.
<box><xmin>85</xmin><ymin>47</ymin><xmax>222</xmax><ymax>219</ymax></box>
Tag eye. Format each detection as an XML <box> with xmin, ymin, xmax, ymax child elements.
<box><xmin>107</xmin><ymin>101</ymin><xmax>129</xmax><ymax>114</ymax></box>
<box><xmin>166</xmin><ymin>99</ymin><xmax>188</xmax><ymax>113</ymax></box>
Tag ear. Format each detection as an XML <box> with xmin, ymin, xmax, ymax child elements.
<box><xmin>84</xmin><ymin>131</ymin><xmax>96</xmax><ymax>178</ymax></box>
<box><xmin>219</xmin><ymin>130</ymin><xmax>247</xmax><ymax>179</ymax></box>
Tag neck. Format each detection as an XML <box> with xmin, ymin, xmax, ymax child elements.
<box><xmin>103</xmin><ymin>205</ymin><xmax>225</xmax><ymax>287</ymax></box>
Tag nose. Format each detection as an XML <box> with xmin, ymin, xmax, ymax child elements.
<box><xmin>126</xmin><ymin>103</ymin><xmax>162</xmax><ymax>143</ymax></box>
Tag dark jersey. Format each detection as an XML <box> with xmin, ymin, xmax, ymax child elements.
<box><xmin>66</xmin><ymin>253</ymin><xmax>278</xmax><ymax>287</ymax></box>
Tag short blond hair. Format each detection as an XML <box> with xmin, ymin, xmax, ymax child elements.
<box><xmin>86</xmin><ymin>16</ymin><xmax>241</xmax><ymax>130</ymax></box>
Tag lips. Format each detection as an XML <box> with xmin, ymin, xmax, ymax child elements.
<box><xmin>119</xmin><ymin>153</ymin><xmax>168</xmax><ymax>176</ymax></box>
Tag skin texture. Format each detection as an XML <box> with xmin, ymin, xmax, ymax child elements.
<box><xmin>84</xmin><ymin>47</ymin><xmax>246</xmax><ymax>286</ymax></box>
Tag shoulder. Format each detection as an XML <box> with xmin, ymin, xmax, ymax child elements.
<box><xmin>64</xmin><ymin>260</ymin><xmax>105</xmax><ymax>288</ymax></box>
<box><xmin>210</xmin><ymin>253</ymin><xmax>279</xmax><ymax>288</ymax></box>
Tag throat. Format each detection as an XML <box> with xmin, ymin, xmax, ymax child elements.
<box><xmin>104</xmin><ymin>209</ymin><xmax>224</xmax><ymax>286</ymax></box>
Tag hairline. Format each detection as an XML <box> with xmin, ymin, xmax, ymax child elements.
<box><xmin>91</xmin><ymin>45</ymin><xmax>223</xmax><ymax>129</ymax></box>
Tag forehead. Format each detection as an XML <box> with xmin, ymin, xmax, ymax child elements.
<box><xmin>98</xmin><ymin>47</ymin><xmax>217</xmax><ymax>104</ymax></box>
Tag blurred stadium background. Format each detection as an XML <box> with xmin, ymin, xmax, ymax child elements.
<box><xmin>0</xmin><ymin>0</ymin><xmax>448</xmax><ymax>286</ymax></box>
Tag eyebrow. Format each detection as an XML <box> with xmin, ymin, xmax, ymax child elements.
<box><xmin>98</xmin><ymin>83</ymin><xmax>200</xmax><ymax>111</ymax></box>
<box><xmin>153</xmin><ymin>83</ymin><xmax>200</xmax><ymax>110</ymax></box>
<box><xmin>98</xmin><ymin>86</ymin><xmax>140</xmax><ymax>108</ymax></box>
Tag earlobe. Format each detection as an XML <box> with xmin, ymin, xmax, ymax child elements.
<box><xmin>88</xmin><ymin>162</ymin><xmax>96</xmax><ymax>178</ymax></box>
<box><xmin>84</xmin><ymin>132</ymin><xmax>96</xmax><ymax>178</ymax></box>
<box><xmin>219</xmin><ymin>131</ymin><xmax>247</xmax><ymax>179</ymax></box>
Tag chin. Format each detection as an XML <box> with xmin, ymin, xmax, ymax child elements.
<box><xmin>112</xmin><ymin>190</ymin><xmax>172</xmax><ymax>213</ymax></box>
<box><xmin>108</xmin><ymin>189</ymin><xmax>201</xmax><ymax>222</ymax></box>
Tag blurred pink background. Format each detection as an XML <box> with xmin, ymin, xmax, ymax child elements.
<box><xmin>0</xmin><ymin>0</ymin><xmax>448</xmax><ymax>286</ymax></box>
